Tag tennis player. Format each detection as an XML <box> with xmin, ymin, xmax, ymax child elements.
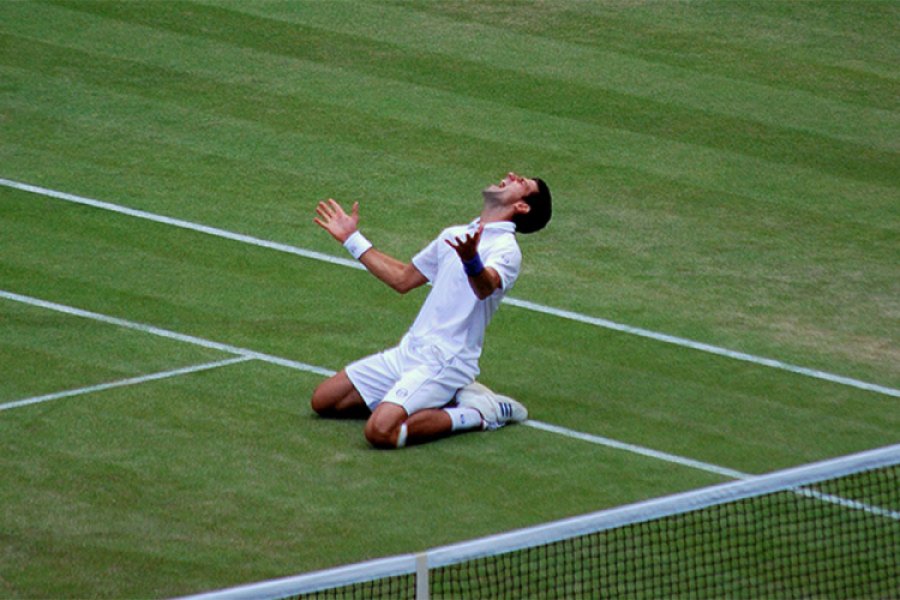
<box><xmin>312</xmin><ymin>172</ymin><xmax>552</xmax><ymax>449</ymax></box>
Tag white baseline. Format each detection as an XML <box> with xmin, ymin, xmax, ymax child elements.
<box><xmin>1</xmin><ymin>177</ymin><xmax>897</xmax><ymax>398</ymax></box>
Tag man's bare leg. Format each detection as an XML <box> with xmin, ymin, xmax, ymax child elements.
<box><xmin>313</xmin><ymin>374</ymin><xmax>484</xmax><ymax>449</ymax></box>
<box><xmin>405</xmin><ymin>409</ymin><xmax>455</xmax><ymax>444</ymax></box>
<box><xmin>366</xmin><ymin>404</ymin><xmax>479</xmax><ymax>449</ymax></box>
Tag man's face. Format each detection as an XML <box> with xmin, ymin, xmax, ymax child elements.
<box><xmin>482</xmin><ymin>172</ymin><xmax>539</xmax><ymax>205</ymax></box>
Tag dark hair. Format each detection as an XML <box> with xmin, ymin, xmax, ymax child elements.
<box><xmin>512</xmin><ymin>178</ymin><xmax>552</xmax><ymax>234</ymax></box>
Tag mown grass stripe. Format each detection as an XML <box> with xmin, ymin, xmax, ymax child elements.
<box><xmin>3</xmin><ymin>26</ymin><xmax>892</xmax><ymax>189</ymax></box>
<box><xmin>4</xmin><ymin>6</ymin><xmax>895</xmax><ymax>224</ymax></box>
<box><xmin>25</xmin><ymin>1</ymin><xmax>899</xmax><ymax>185</ymax></box>
<box><xmin>2</xmin><ymin>176</ymin><xmax>897</xmax><ymax>399</ymax></box>
<box><xmin>214</xmin><ymin>0</ymin><xmax>899</xmax><ymax>151</ymax></box>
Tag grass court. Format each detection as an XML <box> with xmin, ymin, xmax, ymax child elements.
<box><xmin>1</xmin><ymin>1</ymin><xmax>897</xmax><ymax>597</ymax></box>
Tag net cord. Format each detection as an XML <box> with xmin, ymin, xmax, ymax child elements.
<box><xmin>427</xmin><ymin>443</ymin><xmax>899</xmax><ymax>569</ymax></box>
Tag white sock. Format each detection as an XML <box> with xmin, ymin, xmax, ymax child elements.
<box><xmin>444</xmin><ymin>407</ymin><xmax>484</xmax><ymax>432</ymax></box>
<box><xmin>395</xmin><ymin>423</ymin><xmax>408</xmax><ymax>448</ymax></box>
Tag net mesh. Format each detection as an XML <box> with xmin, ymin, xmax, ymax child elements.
<box><xmin>292</xmin><ymin>574</ymin><xmax>415</xmax><ymax>600</ymax></box>
<box><xmin>296</xmin><ymin>464</ymin><xmax>898</xmax><ymax>599</ymax></box>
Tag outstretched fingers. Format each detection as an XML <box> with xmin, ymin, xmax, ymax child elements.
<box><xmin>444</xmin><ymin>224</ymin><xmax>483</xmax><ymax>260</ymax></box>
<box><xmin>314</xmin><ymin>198</ymin><xmax>361</xmax><ymax>243</ymax></box>
<box><xmin>314</xmin><ymin>200</ymin><xmax>331</xmax><ymax>226</ymax></box>
<box><xmin>314</xmin><ymin>198</ymin><xmax>348</xmax><ymax>230</ymax></box>
<box><xmin>315</xmin><ymin>198</ymin><xmax>338</xmax><ymax>220</ymax></box>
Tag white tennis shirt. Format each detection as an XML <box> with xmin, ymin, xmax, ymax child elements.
<box><xmin>403</xmin><ymin>219</ymin><xmax>522</xmax><ymax>372</ymax></box>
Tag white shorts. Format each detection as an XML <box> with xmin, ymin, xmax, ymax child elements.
<box><xmin>346</xmin><ymin>338</ymin><xmax>475</xmax><ymax>415</ymax></box>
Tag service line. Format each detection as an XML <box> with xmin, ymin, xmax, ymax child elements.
<box><xmin>0</xmin><ymin>355</ymin><xmax>254</xmax><ymax>412</ymax></box>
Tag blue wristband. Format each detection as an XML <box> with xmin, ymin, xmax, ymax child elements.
<box><xmin>463</xmin><ymin>253</ymin><xmax>484</xmax><ymax>277</ymax></box>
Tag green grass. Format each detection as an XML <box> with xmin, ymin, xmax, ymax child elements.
<box><xmin>1</xmin><ymin>0</ymin><xmax>898</xmax><ymax>597</ymax></box>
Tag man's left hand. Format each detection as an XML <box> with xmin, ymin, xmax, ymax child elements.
<box><xmin>446</xmin><ymin>224</ymin><xmax>483</xmax><ymax>260</ymax></box>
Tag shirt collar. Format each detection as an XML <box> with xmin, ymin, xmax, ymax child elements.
<box><xmin>468</xmin><ymin>218</ymin><xmax>517</xmax><ymax>234</ymax></box>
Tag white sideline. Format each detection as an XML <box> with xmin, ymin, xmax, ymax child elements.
<box><xmin>0</xmin><ymin>290</ymin><xmax>335</xmax><ymax>378</ymax></box>
<box><xmin>0</xmin><ymin>178</ymin><xmax>364</xmax><ymax>270</ymax></box>
<box><xmin>0</xmin><ymin>356</ymin><xmax>254</xmax><ymax>412</ymax></box>
<box><xmin>523</xmin><ymin>420</ymin><xmax>747</xmax><ymax>480</ymax></box>
<box><xmin>503</xmin><ymin>297</ymin><xmax>900</xmax><ymax>398</ymax></box>
<box><xmin>2</xmin><ymin>177</ymin><xmax>897</xmax><ymax>398</ymax></box>
<box><xmin>523</xmin><ymin>421</ymin><xmax>900</xmax><ymax>521</ymax></box>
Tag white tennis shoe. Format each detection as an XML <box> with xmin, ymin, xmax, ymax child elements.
<box><xmin>455</xmin><ymin>382</ymin><xmax>528</xmax><ymax>431</ymax></box>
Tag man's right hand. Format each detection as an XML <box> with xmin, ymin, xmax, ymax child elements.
<box><xmin>314</xmin><ymin>199</ymin><xmax>360</xmax><ymax>243</ymax></box>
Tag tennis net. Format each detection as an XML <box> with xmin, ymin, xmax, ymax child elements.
<box><xmin>183</xmin><ymin>444</ymin><xmax>899</xmax><ymax>599</ymax></box>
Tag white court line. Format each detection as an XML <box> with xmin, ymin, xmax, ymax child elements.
<box><xmin>0</xmin><ymin>356</ymin><xmax>254</xmax><ymax>412</ymax></box>
<box><xmin>0</xmin><ymin>290</ymin><xmax>335</xmax><ymax>378</ymax></box>
<box><xmin>0</xmin><ymin>178</ymin><xmax>364</xmax><ymax>271</ymax></box>
<box><xmin>523</xmin><ymin>420</ymin><xmax>747</xmax><ymax>480</ymax></box>
<box><xmin>522</xmin><ymin>421</ymin><xmax>899</xmax><ymax>521</ymax></box>
<box><xmin>2</xmin><ymin>177</ymin><xmax>897</xmax><ymax>399</ymax></box>
<box><xmin>503</xmin><ymin>298</ymin><xmax>900</xmax><ymax>398</ymax></box>
<box><xmin>3</xmin><ymin>289</ymin><xmax>894</xmax><ymax>522</ymax></box>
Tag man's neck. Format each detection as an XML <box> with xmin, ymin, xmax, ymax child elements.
<box><xmin>479</xmin><ymin>204</ymin><xmax>515</xmax><ymax>225</ymax></box>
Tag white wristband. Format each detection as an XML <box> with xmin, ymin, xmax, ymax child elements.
<box><xmin>343</xmin><ymin>230</ymin><xmax>373</xmax><ymax>260</ymax></box>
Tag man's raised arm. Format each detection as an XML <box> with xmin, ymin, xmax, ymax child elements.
<box><xmin>314</xmin><ymin>199</ymin><xmax>427</xmax><ymax>294</ymax></box>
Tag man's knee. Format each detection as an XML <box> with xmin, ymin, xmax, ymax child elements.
<box><xmin>310</xmin><ymin>382</ymin><xmax>334</xmax><ymax>416</ymax></box>
<box><xmin>364</xmin><ymin>420</ymin><xmax>396</xmax><ymax>449</ymax></box>
<box><xmin>310</xmin><ymin>371</ymin><xmax>367</xmax><ymax>418</ymax></box>
<box><xmin>365</xmin><ymin>404</ymin><xmax>408</xmax><ymax>449</ymax></box>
